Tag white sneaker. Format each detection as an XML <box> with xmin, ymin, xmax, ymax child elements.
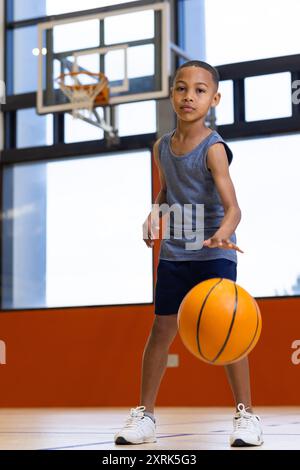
<box><xmin>230</xmin><ymin>403</ymin><xmax>264</xmax><ymax>447</ymax></box>
<box><xmin>114</xmin><ymin>406</ymin><xmax>156</xmax><ymax>445</ymax></box>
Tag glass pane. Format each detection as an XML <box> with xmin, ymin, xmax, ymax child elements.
<box><xmin>104</xmin><ymin>44</ymin><xmax>155</xmax><ymax>82</ymax></box>
<box><xmin>74</xmin><ymin>53</ymin><xmax>100</xmax><ymax>75</ymax></box>
<box><xmin>1</xmin><ymin>152</ymin><xmax>153</xmax><ymax>309</ymax></box>
<box><xmin>53</xmin><ymin>20</ymin><xmax>100</xmax><ymax>54</ymax></box>
<box><xmin>46</xmin><ymin>0</ymin><xmax>139</xmax><ymax>16</ymax></box>
<box><xmin>245</xmin><ymin>73</ymin><xmax>292</xmax><ymax>121</ymax></box>
<box><xmin>12</xmin><ymin>0</ymin><xmax>46</xmax><ymax>21</ymax></box>
<box><xmin>229</xmin><ymin>133</ymin><xmax>300</xmax><ymax>297</ymax></box>
<box><xmin>65</xmin><ymin>112</ymin><xmax>104</xmax><ymax>143</ymax></box>
<box><xmin>105</xmin><ymin>10</ymin><xmax>154</xmax><ymax>44</ymax></box>
<box><xmin>12</xmin><ymin>0</ymin><xmax>139</xmax><ymax>21</ymax></box>
<box><xmin>118</xmin><ymin>101</ymin><xmax>156</xmax><ymax>137</ymax></box>
<box><xmin>17</xmin><ymin>109</ymin><xmax>53</xmax><ymax>148</ymax></box>
<box><xmin>128</xmin><ymin>45</ymin><xmax>154</xmax><ymax>79</ymax></box>
<box><xmin>2</xmin><ymin>164</ymin><xmax>47</xmax><ymax>309</ymax></box>
<box><xmin>105</xmin><ymin>49</ymin><xmax>126</xmax><ymax>81</ymax></box>
<box><xmin>12</xmin><ymin>26</ymin><xmax>41</xmax><ymax>94</ymax></box>
<box><xmin>215</xmin><ymin>80</ymin><xmax>234</xmax><ymax>125</ymax></box>
<box><xmin>205</xmin><ymin>0</ymin><xmax>300</xmax><ymax>64</ymax></box>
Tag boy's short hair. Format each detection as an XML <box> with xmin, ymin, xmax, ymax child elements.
<box><xmin>173</xmin><ymin>60</ymin><xmax>220</xmax><ymax>89</ymax></box>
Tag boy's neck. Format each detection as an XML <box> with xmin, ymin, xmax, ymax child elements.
<box><xmin>175</xmin><ymin>119</ymin><xmax>211</xmax><ymax>141</ymax></box>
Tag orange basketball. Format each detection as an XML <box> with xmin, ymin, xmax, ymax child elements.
<box><xmin>177</xmin><ymin>278</ymin><xmax>262</xmax><ymax>366</ymax></box>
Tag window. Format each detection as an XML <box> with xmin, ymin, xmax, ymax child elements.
<box><xmin>215</xmin><ymin>80</ymin><xmax>234</xmax><ymax>126</ymax></box>
<box><xmin>46</xmin><ymin>0</ymin><xmax>139</xmax><ymax>16</ymax></box>
<box><xmin>118</xmin><ymin>101</ymin><xmax>156</xmax><ymax>137</ymax></box>
<box><xmin>2</xmin><ymin>151</ymin><xmax>153</xmax><ymax>309</ymax></box>
<box><xmin>7</xmin><ymin>2</ymin><xmax>158</xmax><ymax>145</ymax></box>
<box><xmin>12</xmin><ymin>0</ymin><xmax>46</xmax><ymax>21</ymax></box>
<box><xmin>104</xmin><ymin>44</ymin><xmax>155</xmax><ymax>80</ymax></box>
<box><xmin>17</xmin><ymin>109</ymin><xmax>53</xmax><ymax>148</ymax></box>
<box><xmin>12</xmin><ymin>26</ymin><xmax>41</xmax><ymax>94</ymax></box>
<box><xmin>104</xmin><ymin>10</ymin><xmax>154</xmax><ymax>44</ymax></box>
<box><xmin>11</xmin><ymin>0</ymin><xmax>139</xmax><ymax>21</ymax></box>
<box><xmin>205</xmin><ymin>0</ymin><xmax>300</xmax><ymax>64</ymax></box>
<box><xmin>245</xmin><ymin>73</ymin><xmax>292</xmax><ymax>122</ymax></box>
<box><xmin>53</xmin><ymin>20</ymin><xmax>100</xmax><ymax>53</ymax></box>
<box><xmin>230</xmin><ymin>134</ymin><xmax>300</xmax><ymax>297</ymax></box>
<box><xmin>64</xmin><ymin>112</ymin><xmax>104</xmax><ymax>143</ymax></box>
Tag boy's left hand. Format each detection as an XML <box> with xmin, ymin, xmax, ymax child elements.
<box><xmin>203</xmin><ymin>237</ymin><xmax>244</xmax><ymax>253</ymax></box>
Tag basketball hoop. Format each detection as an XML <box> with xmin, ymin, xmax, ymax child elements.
<box><xmin>56</xmin><ymin>71</ymin><xmax>109</xmax><ymax>115</ymax></box>
<box><xmin>56</xmin><ymin>70</ymin><xmax>118</xmax><ymax>143</ymax></box>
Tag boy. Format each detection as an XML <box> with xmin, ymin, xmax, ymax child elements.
<box><xmin>114</xmin><ymin>60</ymin><xmax>263</xmax><ymax>448</ymax></box>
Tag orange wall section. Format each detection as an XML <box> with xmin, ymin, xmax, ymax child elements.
<box><xmin>0</xmin><ymin>297</ymin><xmax>300</xmax><ymax>407</ymax></box>
<box><xmin>0</xmin><ymin>155</ymin><xmax>300</xmax><ymax>406</ymax></box>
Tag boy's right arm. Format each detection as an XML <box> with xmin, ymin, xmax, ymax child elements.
<box><xmin>143</xmin><ymin>138</ymin><xmax>168</xmax><ymax>248</ymax></box>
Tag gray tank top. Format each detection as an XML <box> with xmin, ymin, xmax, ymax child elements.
<box><xmin>158</xmin><ymin>129</ymin><xmax>237</xmax><ymax>263</ymax></box>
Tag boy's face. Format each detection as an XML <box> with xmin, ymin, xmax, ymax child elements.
<box><xmin>170</xmin><ymin>66</ymin><xmax>221</xmax><ymax>123</ymax></box>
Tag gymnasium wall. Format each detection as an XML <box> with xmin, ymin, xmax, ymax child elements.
<box><xmin>0</xmin><ymin>159</ymin><xmax>300</xmax><ymax>407</ymax></box>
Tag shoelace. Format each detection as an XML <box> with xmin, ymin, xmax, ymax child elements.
<box><xmin>123</xmin><ymin>406</ymin><xmax>146</xmax><ymax>429</ymax></box>
<box><xmin>234</xmin><ymin>403</ymin><xmax>258</xmax><ymax>431</ymax></box>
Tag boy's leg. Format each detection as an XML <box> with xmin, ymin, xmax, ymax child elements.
<box><xmin>224</xmin><ymin>356</ymin><xmax>252</xmax><ymax>412</ymax></box>
<box><xmin>186</xmin><ymin>259</ymin><xmax>263</xmax><ymax>446</ymax></box>
<box><xmin>140</xmin><ymin>314</ymin><xmax>178</xmax><ymax>413</ymax></box>
<box><xmin>225</xmin><ymin>356</ymin><xmax>263</xmax><ymax>446</ymax></box>
<box><xmin>140</xmin><ymin>260</ymin><xmax>190</xmax><ymax>413</ymax></box>
<box><xmin>114</xmin><ymin>260</ymin><xmax>190</xmax><ymax>445</ymax></box>
<box><xmin>114</xmin><ymin>314</ymin><xmax>178</xmax><ymax>445</ymax></box>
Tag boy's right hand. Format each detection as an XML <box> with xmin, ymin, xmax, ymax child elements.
<box><xmin>142</xmin><ymin>213</ymin><xmax>159</xmax><ymax>248</ymax></box>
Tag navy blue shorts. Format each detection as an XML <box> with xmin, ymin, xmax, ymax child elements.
<box><xmin>154</xmin><ymin>258</ymin><xmax>237</xmax><ymax>315</ymax></box>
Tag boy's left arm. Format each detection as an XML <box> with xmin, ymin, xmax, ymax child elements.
<box><xmin>203</xmin><ymin>143</ymin><xmax>243</xmax><ymax>253</ymax></box>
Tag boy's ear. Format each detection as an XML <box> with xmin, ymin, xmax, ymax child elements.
<box><xmin>169</xmin><ymin>86</ymin><xmax>174</xmax><ymax>98</ymax></box>
<box><xmin>211</xmin><ymin>91</ymin><xmax>221</xmax><ymax>108</ymax></box>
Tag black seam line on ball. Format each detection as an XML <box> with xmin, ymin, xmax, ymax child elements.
<box><xmin>196</xmin><ymin>278</ymin><xmax>224</xmax><ymax>360</ymax></box>
<box><xmin>228</xmin><ymin>296</ymin><xmax>261</xmax><ymax>364</ymax></box>
<box><xmin>212</xmin><ymin>281</ymin><xmax>238</xmax><ymax>363</ymax></box>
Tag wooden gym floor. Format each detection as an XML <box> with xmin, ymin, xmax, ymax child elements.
<box><xmin>0</xmin><ymin>407</ymin><xmax>299</xmax><ymax>450</ymax></box>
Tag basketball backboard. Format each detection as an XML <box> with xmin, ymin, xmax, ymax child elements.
<box><xmin>37</xmin><ymin>1</ymin><xmax>170</xmax><ymax>115</ymax></box>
